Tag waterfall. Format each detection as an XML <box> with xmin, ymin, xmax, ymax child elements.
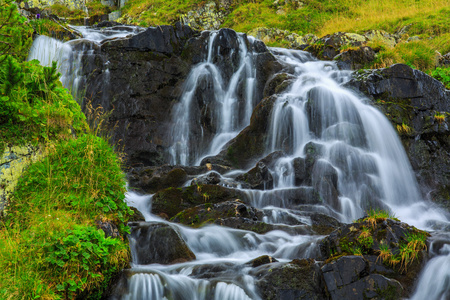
<box><xmin>28</xmin><ymin>26</ymin><xmax>449</xmax><ymax>300</ymax></box>
<box><xmin>27</xmin><ymin>26</ymin><xmax>143</xmax><ymax>102</ymax></box>
<box><xmin>168</xmin><ymin>31</ymin><xmax>257</xmax><ymax>166</ymax></box>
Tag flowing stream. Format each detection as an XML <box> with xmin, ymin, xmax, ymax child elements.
<box><xmin>28</xmin><ymin>26</ymin><xmax>450</xmax><ymax>300</ymax></box>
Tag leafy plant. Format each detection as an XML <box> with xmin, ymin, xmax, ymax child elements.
<box><xmin>432</xmin><ymin>67</ymin><xmax>450</xmax><ymax>89</ymax></box>
<box><xmin>0</xmin><ymin>56</ymin><xmax>87</xmax><ymax>145</ymax></box>
<box><xmin>0</xmin><ymin>0</ymin><xmax>33</xmax><ymax>61</ymax></box>
<box><xmin>44</xmin><ymin>225</ymin><xmax>127</xmax><ymax>297</ymax></box>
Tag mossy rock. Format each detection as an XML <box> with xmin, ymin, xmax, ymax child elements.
<box><xmin>152</xmin><ymin>185</ymin><xmax>249</xmax><ymax>218</ymax></box>
<box><xmin>319</xmin><ymin>217</ymin><xmax>430</xmax><ymax>297</ymax></box>
<box><xmin>171</xmin><ymin>200</ymin><xmax>261</xmax><ymax>227</ymax></box>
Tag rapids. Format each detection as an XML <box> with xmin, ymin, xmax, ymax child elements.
<box><xmin>28</xmin><ymin>25</ymin><xmax>450</xmax><ymax>300</ymax></box>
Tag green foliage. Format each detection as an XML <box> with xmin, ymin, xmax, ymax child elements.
<box><xmin>0</xmin><ymin>0</ymin><xmax>33</xmax><ymax>61</ymax></box>
<box><xmin>44</xmin><ymin>225</ymin><xmax>125</xmax><ymax>296</ymax></box>
<box><xmin>0</xmin><ymin>56</ymin><xmax>87</xmax><ymax>145</ymax></box>
<box><xmin>432</xmin><ymin>67</ymin><xmax>450</xmax><ymax>89</ymax></box>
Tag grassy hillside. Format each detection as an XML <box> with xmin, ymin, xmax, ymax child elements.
<box><xmin>119</xmin><ymin>0</ymin><xmax>450</xmax><ymax>74</ymax></box>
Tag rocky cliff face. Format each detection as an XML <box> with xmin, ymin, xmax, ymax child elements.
<box><xmin>83</xmin><ymin>23</ymin><xmax>280</xmax><ymax>168</ymax></box>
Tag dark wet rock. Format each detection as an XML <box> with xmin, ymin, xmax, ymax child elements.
<box><xmin>213</xmin><ymin>218</ymin><xmax>277</xmax><ymax>234</ymax></box>
<box><xmin>335</xmin><ymin>46</ymin><xmax>376</xmax><ymax>70</ymax></box>
<box><xmin>347</xmin><ymin>63</ymin><xmax>450</xmax><ymax>209</ymax></box>
<box><xmin>105</xmin><ymin>24</ymin><xmax>198</xmax><ymax>55</ymax></box>
<box><xmin>254</xmin><ymin>259</ymin><xmax>326</xmax><ymax>300</ymax></box>
<box><xmin>247</xmin><ymin>255</ymin><xmax>278</xmax><ymax>268</ymax></box>
<box><xmin>94</xmin><ymin>20</ymin><xmax>122</xmax><ymax>28</ymax></box>
<box><xmin>312</xmin><ymin>160</ymin><xmax>340</xmax><ymax>210</ymax></box>
<box><xmin>128</xmin><ymin>166</ymin><xmax>188</xmax><ymax>194</ymax></box>
<box><xmin>263</xmin><ymin>72</ymin><xmax>296</xmax><ymax>98</ymax></box>
<box><xmin>191</xmin><ymin>171</ymin><xmax>222</xmax><ymax>185</ymax></box>
<box><xmin>291</xmin><ymin>142</ymin><xmax>326</xmax><ymax>186</ymax></box>
<box><xmin>190</xmin><ymin>262</ymin><xmax>242</xmax><ymax>280</ymax></box>
<box><xmin>310</xmin><ymin>213</ymin><xmax>342</xmax><ymax>235</ymax></box>
<box><xmin>236</xmin><ymin>161</ymin><xmax>273</xmax><ymax>190</ymax></box>
<box><xmin>128</xmin><ymin>222</ymin><xmax>195</xmax><ymax>264</ymax></box>
<box><xmin>128</xmin><ymin>164</ymin><xmax>233</xmax><ymax>194</ymax></box>
<box><xmin>170</xmin><ymin>200</ymin><xmax>262</xmax><ymax>227</ymax></box>
<box><xmin>152</xmin><ymin>185</ymin><xmax>249</xmax><ymax>218</ymax></box>
<box><xmin>96</xmin><ymin>219</ymin><xmax>120</xmax><ymax>238</ymax></box>
<box><xmin>214</xmin><ymin>218</ymin><xmax>314</xmax><ymax>235</ymax></box>
<box><xmin>83</xmin><ymin>25</ymin><xmax>280</xmax><ymax>169</ymax></box>
<box><xmin>321</xmin><ymin>256</ymin><xmax>402</xmax><ymax>300</ymax></box>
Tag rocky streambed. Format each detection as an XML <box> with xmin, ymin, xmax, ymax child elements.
<box><xmin>26</xmin><ymin>23</ymin><xmax>450</xmax><ymax>299</ymax></box>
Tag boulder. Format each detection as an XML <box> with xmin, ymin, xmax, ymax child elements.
<box><xmin>170</xmin><ymin>200</ymin><xmax>262</xmax><ymax>226</ymax></box>
<box><xmin>253</xmin><ymin>259</ymin><xmax>326</xmax><ymax>300</ymax></box>
<box><xmin>151</xmin><ymin>184</ymin><xmax>250</xmax><ymax>218</ymax></box>
<box><xmin>236</xmin><ymin>161</ymin><xmax>274</xmax><ymax>190</ymax></box>
<box><xmin>334</xmin><ymin>46</ymin><xmax>376</xmax><ymax>70</ymax></box>
<box><xmin>128</xmin><ymin>222</ymin><xmax>196</xmax><ymax>264</ymax></box>
<box><xmin>321</xmin><ymin>256</ymin><xmax>403</xmax><ymax>300</ymax></box>
<box><xmin>247</xmin><ymin>255</ymin><xmax>278</xmax><ymax>268</ymax></box>
<box><xmin>319</xmin><ymin>217</ymin><xmax>429</xmax><ymax>297</ymax></box>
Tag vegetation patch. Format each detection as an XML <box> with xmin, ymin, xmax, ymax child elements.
<box><xmin>323</xmin><ymin>210</ymin><xmax>429</xmax><ymax>274</ymax></box>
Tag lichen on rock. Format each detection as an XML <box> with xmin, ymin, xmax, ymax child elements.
<box><xmin>0</xmin><ymin>144</ymin><xmax>41</xmax><ymax>218</ymax></box>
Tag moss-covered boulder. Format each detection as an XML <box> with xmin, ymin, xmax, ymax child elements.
<box><xmin>151</xmin><ymin>184</ymin><xmax>249</xmax><ymax>218</ymax></box>
<box><xmin>170</xmin><ymin>200</ymin><xmax>263</xmax><ymax>227</ymax></box>
<box><xmin>319</xmin><ymin>214</ymin><xmax>430</xmax><ymax>297</ymax></box>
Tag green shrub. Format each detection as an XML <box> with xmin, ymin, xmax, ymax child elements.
<box><xmin>0</xmin><ymin>0</ymin><xmax>33</xmax><ymax>61</ymax></box>
<box><xmin>44</xmin><ymin>225</ymin><xmax>127</xmax><ymax>298</ymax></box>
<box><xmin>432</xmin><ymin>67</ymin><xmax>450</xmax><ymax>89</ymax></box>
<box><xmin>0</xmin><ymin>56</ymin><xmax>87</xmax><ymax>145</ymax></box>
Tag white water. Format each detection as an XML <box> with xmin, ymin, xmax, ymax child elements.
<box><xmin>28</xmin><ymin>27</ymin><xmax>450</xmax><ymax>300</ymax></box>
<box><xmin>27</xmin><ymin>26</ymin><xmax>143</xmax><ymax>101</ymax></box>
<box><xmin>168</xmin><ymin>31</ymin><xmax>257</xmax><ymax>166</ymax></box>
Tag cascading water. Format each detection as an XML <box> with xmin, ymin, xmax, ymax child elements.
<box><xmin>27</xmin><ymin>26</ymin><xmax>143</xmax><ymax>101</ymax></box>
<box><xmin>28</xmin><ymin>26</ymin><xmax>449</xmax><ymax>299</ymax></box>
<box><xmin>168</xmin><ymin>31</ymin><xmax>257</xmax><ymax>166</ymax></box>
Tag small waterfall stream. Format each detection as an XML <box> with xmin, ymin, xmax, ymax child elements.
<box><xmin>168</xmin><ymin>31</ymin><xmax>257</xmax><ymax>166</ymax></box>
<box><xmin>28</xmin><ymin>26</ymin><xmax>450</xmax><ymax>300</ymax></box>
